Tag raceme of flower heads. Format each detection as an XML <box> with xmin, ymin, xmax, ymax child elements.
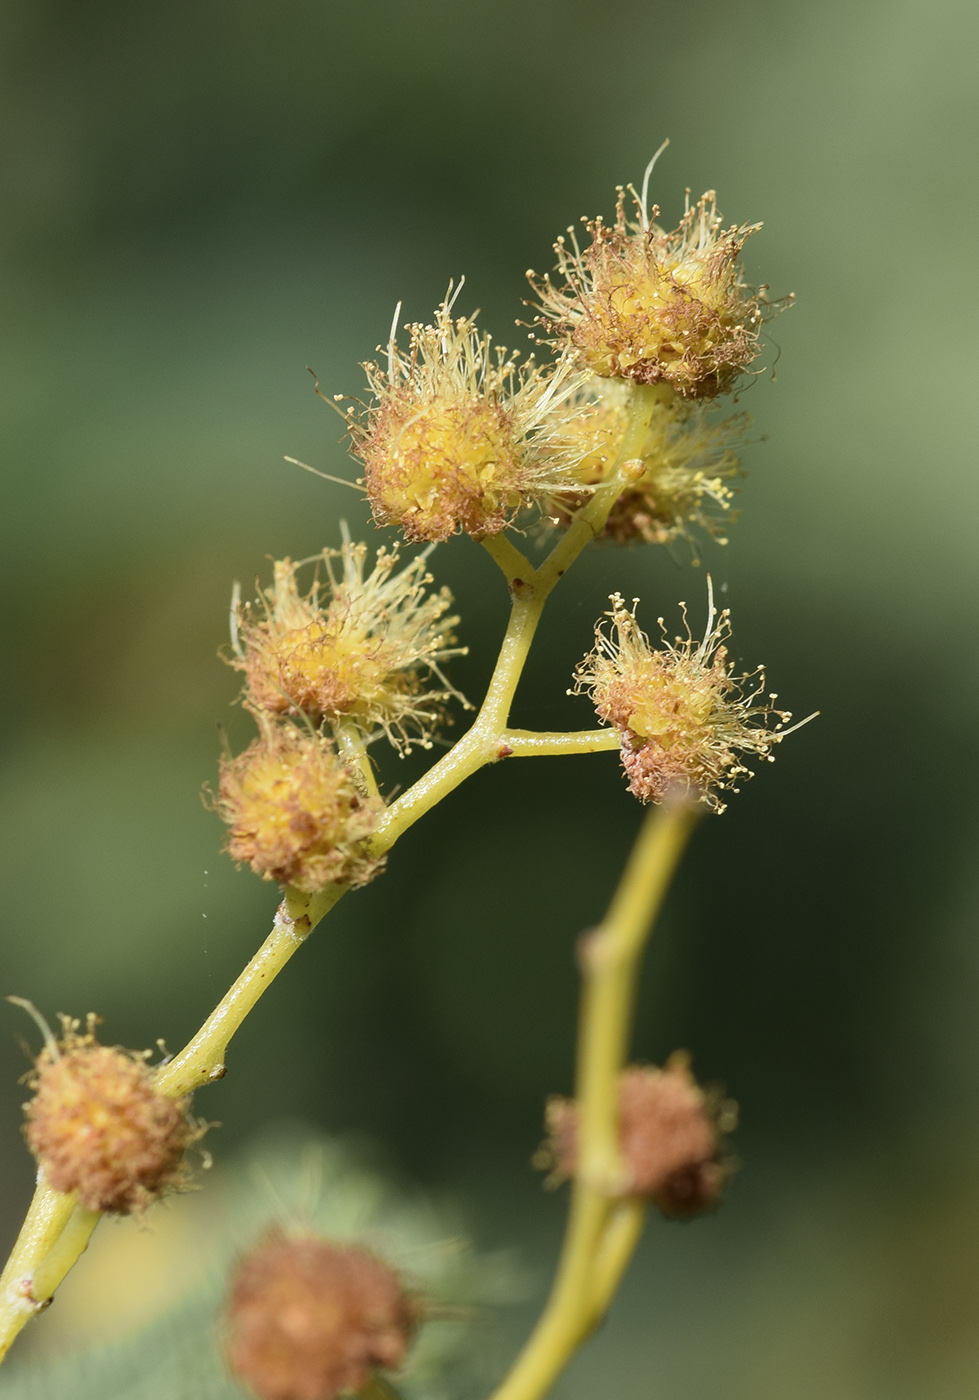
<box><xmin>214</xmin><ymin>722</ymin><xmax>385</xmax><ymax>893</ymax></box>
<box><xmin>346</xmin><ymin>289</ymin><xmax>596</xmax><ymax>542</ymax></box>
<box><xmin>24</xmin><ymin>1013</ymin><xmax>203</xmax><ymax>1214</ymax></box>
<box><xmin>546</xmin><ymin>377</ymin><xmax>747</xmax><ymax>554</ymax></box>
<box><xmin>573</xmin><ymin>586</ymin><xmax>794</xmax><ymax>813</ymax></box>
<box><xmin>232</xmin><ymin>532</ymin><xmax>469</xmax><ymax>753</ymax></box>
<box><xmin>529</xmin><ymin>179</ymin><xmax>782</xmax><ymax>399</ymax></box>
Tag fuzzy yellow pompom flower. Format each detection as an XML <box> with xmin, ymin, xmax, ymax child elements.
<box><xmin>215</xmin><ymin>723</ymin><xmax>384</xmax><ymax>892</ymax></box>
<box><xmin>232</xmin><ymin>532</ymin><xmax>468</xmax><ymax>753</ymax></box>
<box><xmin>23</xmin><ymin>1012</ymin><xmax>202</xmax><ymax>1215</ymax></box>
<box><xmin>547</xmin><ymin>378</ymin><xmax>745</xmax><ymax>553</ymax></box>
<box><xmin>346</xmin><ymin>290</ymin><xmax>593</xmax><ymax>543</ymax></box>
<box><xmin>573</xmin><ymin>587</ymin><xmax>799</xmax><ymax>813</ymax></box>
<box><xmin>530</xmin><ymin>167</ymin><xmax>779</xmax><ymax>400</ymax></box>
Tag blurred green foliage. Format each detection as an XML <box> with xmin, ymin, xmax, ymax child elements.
<box><xmin>3</xmin><ymin>1132</ymin><xmax>518</xmax><ymax>1398</ymax></box>
<box><xmin>1</xmin><ymin>2</ymin><xmax>978</xmax><ymax>1396</ymax></box>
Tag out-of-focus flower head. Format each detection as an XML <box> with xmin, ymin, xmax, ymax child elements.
<box><xmin>546</xmin><ymin>377</ymin><xmax>746</xmax><ymax>554</ymax></box>
<box><xmin>542</xmin><ymin>1054</ymin><xmax>735</xmax><ymax>1216</ymax></box>
<box><xmin>226</xmin><ymin>1229</ymin><xmax>419</xmax><ymax>1400</ymax></box>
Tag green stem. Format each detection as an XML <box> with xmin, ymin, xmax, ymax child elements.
<box><xmin>481</xmin><ymin>533</ymin><xmax>535</xmax><ymax>588</ymax></box>
<box><xmin>154</xmin><ymin>884</ymin><xmax>344</xmax><ymax>1099</ymax></box>
<box><xmin>587</xmin><ymin>1198</ymin><xmax>647</xmax><ymax>1318</ymax></box>
<box><xmin>30</xmin><ymin>1206</ymin><xmax>100</xmax><ymax>1300</ymax></box>
<box><xmin>335</xmin><ymin>719</ymin><xmax>380</xmax><ymax>799</ymax></box>
<box><xmin>489</xmin><ymin>801</ymin><xmax>698</xmax><ymax>1400</ymax></box>
<box><xmin>0</xmin><ymin>1181</ymin><xmax>76</xmax><ymax>1362</ymax></box>
<box><xmin>501</xmin><ymin>728</ymin><xmax>620</xmax><ymax>758</ymax></box>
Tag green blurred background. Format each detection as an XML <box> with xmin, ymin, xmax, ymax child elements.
<box><xmin>2</xmin><ymin>1</ymin><xmax>978</xmax><ymax>1395</ymax></box>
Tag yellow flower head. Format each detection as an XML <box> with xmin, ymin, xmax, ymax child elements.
<box><xmin>232</xmin><ymin>531</ymin><xmax>468</xmax><ymax>753</ymax></box>
<box><xmin>215</xmin><ymin>722</ymin><xmax>384</xmax><ymax>892</ymax></box>
<box><xmin>347</xmin><ymin>289</ymin><xmax>592</xmax><ymax>543</ymax></box>
<box><xmin>574</xmin><ymin>586</ymin><xmax>796</xmax><ymax>813</ymax></box>
<box><xmin>530</xmin><ymin>168</ymin><xmax>777</xmax><ymax>400</ymax></box>
<box><xmin>547</xmin><ymin>378</ymin><xmax>745</xmax><ymax>554</ymax></box>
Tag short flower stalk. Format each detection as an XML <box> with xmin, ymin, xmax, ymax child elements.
<box><xmin>1</xmin><ymin>155</ymin><xmax>809</xmax><ymax>1400</ymax></box>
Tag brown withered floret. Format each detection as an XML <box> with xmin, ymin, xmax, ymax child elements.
<box><xmin>226</xmin><ymin>1230</ymin><xmax>420</xmax><ymax>1400</ymax></box>
<box><xmin>542</xmin><ymin>1056</ymin><xmax>732</xmax><ymax>1217</ymax></box>
<box><xmin>530</xmin><ymin>182</ymin><xmax>782</xmax><ymax>400</ymax></box>
<box><xmin>214</xmin><ymin>723</ymin><xmax>384</xmax><ymax>893</ymax></box>
<box><xmin>24</xmin><ymin>1015</ymin><xmax>201</xmax><ymax>1214</ymax></box>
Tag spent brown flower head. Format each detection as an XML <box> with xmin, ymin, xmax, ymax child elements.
<box><xmin>226</xmin><ymin>1230</ymin><xmax>419</xmax><ymax>1400</ymax></box>
<box><xmin>346</xmin><ymin>290</ymin><xmax>592</xmax><ymax>543</ymax></box>
<box><xmin>232</xmin><ymin>533</ymin><xmax>468</xmax><ymax>752</ymax></box>
<box><xmin>530</xmin><ymin>170</ymin><xmax>782</xmax><ymax>400</ymax></box>
<box><xmin>23</xmin><ymin>1013</ymin><xmax>200</xmax><ymax>1214</ymax></box>
<box><xmin>214</xmin><ymin>722</ymin><xmax>384</xmax><ymax>892</ymax></box>
<box><xmin>542</xmin><ymin>1055</ymin><xmax>733</xmax><ymax>1216</ymax></box>
<box><xmin>573</xmin><ymin>587</ymin><xmax>796</xmax><ymax>813</ymax></box>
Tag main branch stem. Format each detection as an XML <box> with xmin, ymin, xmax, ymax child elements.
<box><xmin>489</xmin><ymin>800</ymin><xmax>698</xmax><ymax>1400</ymax></box>
<box><xmin>0</xmin><ymin>383</ymin><xmax>659</xmax><ymax>1364</ymax></box>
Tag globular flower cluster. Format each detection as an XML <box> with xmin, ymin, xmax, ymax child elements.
<box><xmin>216</xmin><ymin>531</ymin><xmax>476</xmax><ymax>891</ymax></box>
<box><xmin>548</xmin><ymin>378</ymin><xmax>746</xmax><ymax>554</ymax></box>
<box><xmin>542</xmin><ymin>1055</ymin><xmax>734</xmax><ymax>1217</ymax></box>
<box><xmin>347</xmin><ymin>292</ymin><xmax>593</xmax><ymax>543</ymax></box>
<box><xmin>530</xmin><ymin>184</ymin><xmax>772</xmax><ymax>400</ymax></box>
<box><xmin>23</xmin><ymin>1014</ymin><xmax>200</xmax><ymax>1215</ymax></box>
<box><xmin>215</xmin><ymin>721</ymin><xmax>384</xmax><ymax>893</ymax></box>
<box><xmin>574</xmin><ymin>589</ymin><xmax>793</xmax><ymax>813</ymax></box>
<box><xmin>226</xmin><ymin>1230</ymin><xmax>419</xmax><ymax>1400</ymax></box>
<box><xmin>232</xmin><ymin>535</ymin><xmax>467</xmax><ymax>753</ymax></box>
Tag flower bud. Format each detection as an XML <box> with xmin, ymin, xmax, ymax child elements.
<box><xmin>542</xmin><ymin>1056</ymin><xmax>731</xmax><ymax>1216</ymax></box>
<box><xmin>232</xmin><ymin>537</ymin><xmax>468</xmax><ymax>752</ymax></box>
<box><xmin>530</xmin><ymin>180</ymin><xmax>781</xmax><ymax>400</ymax></box>
<box><xmin>347</xmin><ymin>295</ymin><xmax>592</xmax><ymax>542</ymax></box>
<box><xmin>214</xmin><ymin>723</ymin><xmax>384</xmax><ymax>892</ymax></box>
<box><xmin>23</xmin><ymin>1014</ymin><xmax>200</xmax><ymax>1214</ymax></box>
<box><xmin>226</xmin><ymin>1230</ymin><xmax>419</xmax><ymax>1400</ymax></box>
<box><xmin>573</xmin><ymin>588</ymin><xmax>794</xmax><ymax>813</ymax></box>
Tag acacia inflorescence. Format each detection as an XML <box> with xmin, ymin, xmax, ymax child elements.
<box><xmin>0</xmin><ymin>156</ymin><xmax>809</xmax><ymax>1394</ymax></box>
